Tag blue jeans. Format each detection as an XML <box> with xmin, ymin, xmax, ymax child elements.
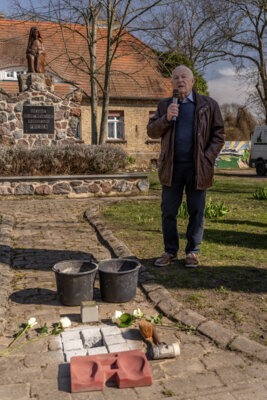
<box><xmin>161</xmin><ymin>163</ymin><xmax>206</xmax><ymax>255</ymax></box>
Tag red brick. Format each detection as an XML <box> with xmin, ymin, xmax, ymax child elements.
<box><xmin>71</xmin><ymin>350</ymin><xmax>152</xmax><ymax>392</ymax></box>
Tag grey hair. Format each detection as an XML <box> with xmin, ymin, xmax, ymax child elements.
<box><xmin>172</xmin><ymin>65</ymin><xmax>194</xmax><ymax>79</ymax></box>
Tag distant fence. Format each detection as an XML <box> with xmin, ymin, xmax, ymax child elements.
<box><xmin>216</xmin><ymin>141</ymin><xmax>251</xmax><ymax>169</ymax></box>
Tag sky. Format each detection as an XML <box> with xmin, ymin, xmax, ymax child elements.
<box><xmin>0</xmin><ymin>0</ymin><xmax>250</xmax><ymax>110</ymax></box>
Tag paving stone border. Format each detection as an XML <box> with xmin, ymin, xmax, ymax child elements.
<box><xmin>0</xmin><ymin>214</ymin><xmax>14</xmax><ymax>335</ymax></box>
<box><xmin>0</xmin><ymin>173</ymin><xmax>149</xmax><ymax>197</ymax></box>
<box><xmin>85</xmin><ymin>203</ymin><xmax>267</xmax><ymax>363</ymax></box>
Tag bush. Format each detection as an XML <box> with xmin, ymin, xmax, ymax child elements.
<box><xmin>253</xmin><ymin>187</ymin><xmax>267</xmax><ymax>200</ymax></box>
<box><xmin>0</xmin><ymin>144</ymin><xmax>128</xmax><ymax>176</ymax></box>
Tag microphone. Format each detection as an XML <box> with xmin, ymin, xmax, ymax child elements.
<box><xmin>172</xmin><ymin>89</ymin><xmax>179</xmax><ymax>121</ymax></box>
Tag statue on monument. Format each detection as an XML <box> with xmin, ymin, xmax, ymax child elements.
<box><xmin>26</xmin><ymin>27</ymin><xmax>46</xmax><ymax>73</ymax></box>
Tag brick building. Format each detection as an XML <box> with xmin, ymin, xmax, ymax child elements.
<box><xmin>0</xmin><ymin>17</ymin><xmax>172</xmax><ymax>166</ymax></box>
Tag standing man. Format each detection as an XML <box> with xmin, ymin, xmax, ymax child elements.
<box><xmin>147</xmin><ymin>65</ymin><xmax>224</xmax><ymax>267</ymax></box>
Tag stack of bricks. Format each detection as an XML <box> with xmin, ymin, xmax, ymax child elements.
<box><xmin>59</xmin><ymin>325</ymin><xmax>142</xmax><ymax>363</ymax></box>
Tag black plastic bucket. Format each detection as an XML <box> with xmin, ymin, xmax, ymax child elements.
<box><xmin>98</xmin><ymin>258</ymin><xmax>141</xmax><ymax>303</ymax></box>
<box><xmin>52</xmin><ymin>260</ymin><xmax>98</xmax><ymax>306</ymax></box>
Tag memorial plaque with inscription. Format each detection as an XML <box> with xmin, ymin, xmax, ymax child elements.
<box><xmin>23</xmin><ymin>106</ymin><xmax>54</xmax><ymax>133</ymax></box>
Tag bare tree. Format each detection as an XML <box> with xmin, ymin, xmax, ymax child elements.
<box><xmin>221</xmin><ymin>102</ymin><xmax>257</xmax><ymax>140</ymax></box>
<box><xmin>207</xmin><ymin>0</ymin><xmax>267</xmax><ymax>123</ymax></box>
<box><xmin>11</xmin><ymin>0</ymin><xmax>167</xmax><ymax>144</ymax></box>
<box><xmin>139</xmin><ymin>0</ymin><xmax>222</xmax><ymax>71</ymax></box>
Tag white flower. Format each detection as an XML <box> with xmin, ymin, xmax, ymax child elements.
<box><xmin>60</xmin><ymin>317</ymin><xmax>72</xmax><ymax>329</ymax></box>
<box><xmin>112</xmin><ymin>310</ymin><xmax>123</xmax><ymax>324</ymax></box>
<box><xmin>27</xmin><ymin>317</ymin><xmax>37</xmax><ymax>328</ymax></box>
<box><xmin>133</xmin><ymin>309</ymin><xmax>143</xmax><ymax>319</ymax></box>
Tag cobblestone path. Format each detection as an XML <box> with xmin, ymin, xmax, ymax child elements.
<box><xmin>0</xmin><ymin>197</ymin><xmax>266</xmax><ymax>400</ymax></box>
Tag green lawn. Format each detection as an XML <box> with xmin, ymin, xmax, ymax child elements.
<box><xmin>100</xmin><ymin>171</ymin><xmax>267</xmax><ymax>345</ymax></box>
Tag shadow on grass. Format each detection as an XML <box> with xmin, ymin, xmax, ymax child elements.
<box><xmin>215</xmin><ymin>171</ymin><xmax>266</xmax><ymax>179</ymax></box>
<box><xmin>141</xmin><ymin>258</ymin><xmax>267</xmax><ymax>294</ymax></box>
<box><xmin>210</xmin><ymin>219</ymin><xmax>267</xmax><ymax>228</ymax></box>
<box><xmin>203</xmin><ymin>228</ymin><xmax>266</xmax><ymax>249</ymax></box>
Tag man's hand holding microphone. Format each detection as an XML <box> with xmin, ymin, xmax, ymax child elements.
<box><xmin>167</xmin><ymin>89</ymin><xmax>179</xmax><ymax>122</ymax></box>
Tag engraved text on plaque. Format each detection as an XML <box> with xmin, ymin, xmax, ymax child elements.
<box><xmin>23</xmin><ymin>106</ymin><xmax>54</xmax><ymax>134</ymax></box>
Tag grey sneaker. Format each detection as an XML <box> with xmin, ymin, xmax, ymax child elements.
<box><xmin>185</xmin><ymin>253</ymin><xmax>199</xmax><ymax>268</ymax></box>
<box><xmin>154</xmin><ymin>253</ymin><xmax>177</xmax><ymax>267</ymax></box>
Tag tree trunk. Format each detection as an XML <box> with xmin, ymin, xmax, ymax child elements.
<box><xmin>99</xmin><ymin>0</ymin><xmax>115</xmax><ymax>144</ymax></box>
<box><xmin>89</xmin><ymin>17</ymin><xmax>98</xmax><ymax>144</ymax></box>
<box><xmin>99</xmin><ymin>66</ymin><xmax>111</xmax><ymax>144</ymax></box>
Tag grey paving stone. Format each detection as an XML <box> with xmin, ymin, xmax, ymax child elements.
<box><xmin>242</xmin><ymin>362</ymin><xmax>267</xmax><ymax>380</ymax></box>
<box><xmin>107</xmin><ymin>343</ymin><xmax>130</xmax><ymax>353</ymax></box>
<box><xmin>162</xmin><ymin>358</ymin><xmax>205</xmax><ymax>377</ymax></box>
<box><xmin>160</xmin><ymin>376</ymin><xmax>194</xmax><ymax>396</ymax></box>
<box><xmin>71</xmin><ymin>391</ymin><xmax>105</xmax><ymax>400</ymax></box>
<box><xmin>231</xmin><ymin>383</ymin><xmax>267</xmax><ymax>400</ymax></box>
<box><xmin>61</xmin><ymin>330</ymin><xmax>81</xmax><ymax>342</ymax></box>
<box><xmin>22</xmin><ymin>338</ymin><xmax>48</xmax><ymax>353</ymax></box>
<box><xmin>100</xmin><ymin>326</ymin><xmax>121</xmax><ymax>336</ymax></box>
<box><xmin>215</xmin><ymin>366</ymin><xmax>249</xmax><ymax>385</ymax></box>
<box><xmin>37</xmin><ymin>392</ymin><xmax>71</xmax><ymax>400</ymax></box>
<box><xmin>121</xmin><ymin>328</ymin><xmax>142</xmax><ymax>341</ymax></box>
<box><xmin>0</xmin><ymin>356</ymin><xmax>23</xmax><ymax>373</ymax></box>
<box><xmin>103</xmin><ymin>387</ymin><xmax>138</xmax><ymax>400</ymax></box>
<box><xmin>147</xmin><ymin>288</ymin><xmax>171</xmax><ymax>306</ymax></box>
<box><xmin>0</xmin><ymin>366</ymin><xmax>42</xmax><ymax>385</ymax></box>
<box><xmin>140</xmin><ymin>281</ymin><xmax>165</xmax><ymax>293</ymax></box>
<box><xmin>202</xmin><ymin>351</ymin><xmax>245</xmax><ymax>370</ymax></box>
<box><xmin>30</xmin><ymin>379</ymin><xmax>71</xmax><ymax>400</ymax></box>
<box><xmin>134</xmin><ymin>381</ymin><xmax>170</xmax><ymax>399</ymax></box>
<box><xmin>0</xmin><ymin>383</ymin><xmax>30</xmax><ymax>400</ymax></box>
<box><xmin>198</xmin><ymin>320</ymin><xmax>236</xmax><ymax>347</ymax></box>
<box><xmin>126</xmin><ymin>340</ymin><xmax>143</xmax><ymax>351</ymax></box>
<box><xmin>103</xmin><ymin>334</ymin><xmax>126</xmax><ymax>347</ymax></box>
<box><xmin>24</xmin><ymin>350</ymin><xmax>64</xmax><ymax>367</ymax></box>
<box><xmin>179</xmin><ymin>342</ymin><xmax>207</xmax><ymax>359</ymax></box>
<box><xmin>80</xmin><ymin>328</ymin><xmax>102</xmax><ymax>348</ymax></box>
<box><xmin>189</xmin><ymin>371</ymin><xmax>225</xmax><ymax>391</ymax></box>
<box><xmin>42</xmin><ymin>363</ymin><xmax>70</xmax><ymax>379</ymax></box>
<box><xmin>230</xmin><ymin>335</ymin><xmax>267</xmax><ymax>362</ymax></box>
<box><xmin>150</xmin><ymin>363</ymin><xmax>166</xmax><ymax>380</ymax></box>
<box><xmin>48</xmin><ymin>336</ymin><xmax>62</xmax><ymax>351</ymax></box>
<box><xmin>65</xmin><ymin>349</ymin><xmax>87</xmax><ymax>362</ymax></box>
<box><xmin>197</xmin><ymin>392</ymin><xmax>235</xmax><ymax>400</ymax></box>
<box><xmin>63</xmin><ymin>339</ymin><xmax>84</xmax><ymax>352</ymax></box>
<box><xmin>157</xmin><ymin>297</ymin><xmax>183</xmax><ymax>317</ymax></box>
<box><xmin>174</xmin><ymin>308</ymin><xmax>207</xmax><ymax>328</ymax></box>
<box><xmin>87</xmin><ymin>346</ymin><xmax>108</xmax><ymax>355</ymax></box>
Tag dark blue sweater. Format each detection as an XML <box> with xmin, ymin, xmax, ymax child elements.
<box><xmin>174</xmin><ymin>101</ymin><xmax>196</xmax><ymax>163</ymax></box>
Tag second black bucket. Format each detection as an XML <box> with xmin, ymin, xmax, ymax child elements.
<box><xmin>98</xmin><ymin>258</ymin><xmax>141</xmax><ymax>303</ymax></box>
<box><xmin>52</xmin><ymin>260</ymin><xmax>98</xmax><ymax>306</ymax></box>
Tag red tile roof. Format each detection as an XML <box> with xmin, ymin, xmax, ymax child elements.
<box><xmin>0</xmin><ymin>19</ymin><xmax>172</xmax><ymax>99</ymax></box>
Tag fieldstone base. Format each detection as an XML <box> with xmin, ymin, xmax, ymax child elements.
<box><xmin>0</xmin><ymin>174</ymin><xmax>149</xmax><ymax>197</ymax></box>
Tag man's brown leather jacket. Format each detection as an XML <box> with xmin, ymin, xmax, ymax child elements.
<box><xmin>147</xmin><ymin>90</ymin><xmax>225</xmax><ymax>189</ymax></box>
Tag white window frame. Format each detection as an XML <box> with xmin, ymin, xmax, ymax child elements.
<box><xmin>0</xmin><ymin>68</ymin><xmax>27</xmax><ymax>81</ymax></box>
<box><xmin>108</xmin><ymin>112</ymin><xmax>124</xmax><ymax>140</ymax></box>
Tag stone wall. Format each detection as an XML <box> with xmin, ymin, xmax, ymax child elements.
<box><xmin>0</xmin><ymin>73</ymin><xmax>82</xmax><ymax>148</ymax></box>
<box><xmin>0</xmin><ymin>174</ymin><xmax>149</xmax><ymax>197</ymax></box>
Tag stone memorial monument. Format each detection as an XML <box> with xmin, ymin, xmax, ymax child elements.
<box><xmin>0</xmin><ymin>26</ymin><xmax>82</xmax><ymax>148</ymax></box>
